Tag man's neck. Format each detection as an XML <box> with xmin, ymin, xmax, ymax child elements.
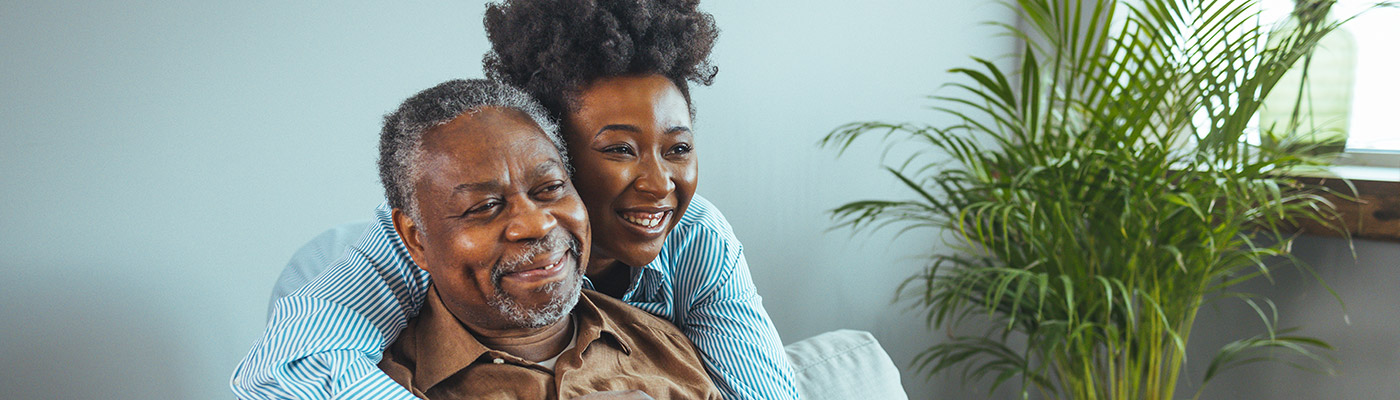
<box><xmin>470</xmin><ymin>313</ymin><xmax>575</xmax><ymax>363</ymax></box>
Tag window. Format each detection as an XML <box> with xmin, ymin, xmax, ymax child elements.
<box><xmin>1255</xmin><ymin>0</ymin><xmax>1400</xmax><ymax>158</ymax></box>
<box><xmin>1058</xmin><ymin>0</ymin><xmax>1396</xmax><ymax>239</ymax></box>
<box><xmin>1252</xmin><ymin>1</ymin><xmax>1399</xmax><ymax>242</ymax></box>
<box><xmin>1101</xmin><ymin>0</ymin><xmax>1400</xmax><ymax>239</ymax></box>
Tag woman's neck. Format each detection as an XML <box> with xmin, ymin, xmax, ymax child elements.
<box><xmin>585</xmin><ymin>257</ymin><xmax>633</xmax><ymax>298</ymax></box>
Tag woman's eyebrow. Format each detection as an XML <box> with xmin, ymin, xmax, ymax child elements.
<box><xmin>595</xmin><ymin>124</ymin><xmax>641</xmax><ymax>138</ymax></box>
<box><xmin>594</xmin><ymin>124</ymin><xmax>693</xmax><ymax>137</ymax></box>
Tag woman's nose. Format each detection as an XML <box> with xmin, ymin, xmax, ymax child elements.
<box><xmin>632</xmin><ymin>156</ymin><xmax>675</xmax><ymax>198</ymax></box>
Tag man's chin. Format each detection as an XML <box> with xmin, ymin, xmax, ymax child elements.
<box><xmin>490</xmin><ymin>271</ymin><xmax>583</xmax><ymax>329</ymax></box>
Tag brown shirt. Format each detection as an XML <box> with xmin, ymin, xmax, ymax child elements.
<box><xmin>378</xmin><ymin>286</ymin><xmax>722</xmax><ymax>400</ymax></box>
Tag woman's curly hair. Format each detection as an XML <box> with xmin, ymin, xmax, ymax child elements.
<box><xmin>482</xmin><ymin>0</ymin><xmax>718</xmax><ymax>121</ymax></box>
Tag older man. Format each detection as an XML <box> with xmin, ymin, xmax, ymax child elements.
<box><xmin>373</xmin><ymin>79</ymin><xmax>721</xmax><ymax>399</ymax></box>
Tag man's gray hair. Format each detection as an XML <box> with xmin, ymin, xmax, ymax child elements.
<box><xmin>378</xmin><ymin>79</ymin><xmax>563</xmax><ymax>222</ymax></box>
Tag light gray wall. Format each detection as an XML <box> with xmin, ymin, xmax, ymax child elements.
<box><xmin>1</xmin><ymin>2</ymin><xmax>492</xmax><ymax>399</ymax></box>
<box><xmin>7</xmin><ymin>1</ymin><xmax>1391</xmax><ymax>400</ymax></box>
<box><xmin>1185</xmin><ymin>237</ymin><xmax>1400</xmax><ymax>400</ymax></box>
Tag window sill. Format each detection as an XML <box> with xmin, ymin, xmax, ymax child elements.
<box><xmin>1288</xmin><ymin>162</ymin><xmax>1399</xmax><ymax>243</ymax></box>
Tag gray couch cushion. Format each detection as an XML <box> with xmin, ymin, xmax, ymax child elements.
<box><xmin>785</xmin><ymin>329</ymin><xmax>907</xmax><ymax>400</ymax></box>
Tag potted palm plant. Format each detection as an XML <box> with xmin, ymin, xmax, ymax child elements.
<box><xmin>822</xmin><ymin>0</ymin><xmax>1380</xmax><ymax>398</ymax></box>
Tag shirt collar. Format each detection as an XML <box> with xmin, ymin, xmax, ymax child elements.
<box><xmin>571</xmin><ymin>290</ymin><xmax>635</xmax><ymax>356</ymax></box>
<box><xmin>408</xmin><ymin>287</ymin><xmax>634</xmax><ymax>392</ymax></box>
<box><xmin>410</xmin><ymin>286</ymin><xmax>493</xmax><ymax>391</ymax></box>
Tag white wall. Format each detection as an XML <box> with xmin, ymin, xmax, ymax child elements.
<box><xmin>0</xmin><ymin>1</ymin><xmax>1024</xmax><ymax>399</ymax></box>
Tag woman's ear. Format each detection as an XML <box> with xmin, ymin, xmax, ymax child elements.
<box><xmin>391</xmin><ymin>208</ymin><xmax>430</xmax><ymax>272</ymax></box>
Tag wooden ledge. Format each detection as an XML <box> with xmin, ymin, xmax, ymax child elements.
<box><xmin>1292</xmin><ymin>168</ymin><xmax>1400</xmax><ymax>242</ymax></box>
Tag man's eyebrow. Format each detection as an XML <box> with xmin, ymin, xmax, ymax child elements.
<box><xmin>529</xmin><ymin>159</ymin><xmax>568</xmax><ymax>180</ymax></box>
<box><xmin>451</xmin><ymin>159</ymin><xmax>567</xmax><ymax>194</ymax></box>
<box><xmin>452</xmin><ymin>180</ymin><xmax>501</xmax><ymax>194</ymax></box>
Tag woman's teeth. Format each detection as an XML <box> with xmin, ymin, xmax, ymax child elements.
<box><xmin>622</xmin><ymin>212</ymin><xmax>665</xmax><ymax>228</ymax></box>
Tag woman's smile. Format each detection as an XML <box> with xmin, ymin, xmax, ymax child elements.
<box><xmin>618</xmin><ymin>207</ymin><xmax>673</xmax><ymax>234</ymax></box>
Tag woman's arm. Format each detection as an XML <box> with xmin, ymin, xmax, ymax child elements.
<box><xmin>231</xmin><ymin>203</ymin><xmax>429</xmax><ymax>400</ymax></box>
<box><xmin>660</xmin><ymin>196</ymin><xmax>800</xmax><ymax>400</ymax></box>
<box><xmin>683</xmin><ymin>251</ymin><xmax>799</xmax><ymax>399</ymax></box>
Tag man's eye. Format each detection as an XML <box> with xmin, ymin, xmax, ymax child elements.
<box><xmin>602</xmin><ymin>144</ymin><xmax>634</xmax><ymax>155</ymax></box>
<box><xmin>535</xmin><ymin>182</ymin><xmax>566</xmax><ymax>198</ymax></box>
<box><xmin>464</xmin><ymin>201</ymin><xmax>500</xmax><ymax>216</ymax></box>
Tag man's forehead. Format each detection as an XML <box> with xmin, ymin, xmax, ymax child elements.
<box><xmin>416</xmin><ymin>108</ymin><xmax>563</xmax><ymax>192</ymax></box>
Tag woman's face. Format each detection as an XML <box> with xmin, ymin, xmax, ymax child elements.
<box><xmin>563</xmin><ymin>74</ymin><xmax>697</xmax><ymax>271</ymax></box>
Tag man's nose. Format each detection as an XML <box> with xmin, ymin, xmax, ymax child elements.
<box><xmin>632</xmin><ymin>155</ymin><xmax>675</xmax><ymax>199</ymax></box>
<box><xmin>503</xmin><ymin>200</ymin><xmax>558</xmax><ymax>242</ymax></box>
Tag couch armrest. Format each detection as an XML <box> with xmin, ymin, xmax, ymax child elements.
<box><xmin>785</xmin><ymin>329</ymin><xmax>907</xmax><ymax>400</ymax></box>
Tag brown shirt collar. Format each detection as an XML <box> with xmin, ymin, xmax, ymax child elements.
<box><xmin>408</xmin><ymin>285</ymin><xmax>636</xmax><ymax>392</ymax></box>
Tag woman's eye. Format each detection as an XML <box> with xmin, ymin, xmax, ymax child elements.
<box><xmin>667</xmin><ymin>143</ymin><xmax>693</xmax><ymax>156</ymax></box>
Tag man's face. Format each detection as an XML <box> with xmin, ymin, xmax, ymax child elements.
<box><xmin>394</xmin><ymin>107</ymin><xmax>591</xmax><ymax>331</ymax></box>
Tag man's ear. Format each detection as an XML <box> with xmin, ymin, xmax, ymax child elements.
<box><xmin>391</xmin><ymin>208</ymin><xmax>430</xmax><ymax>272</ymax></box>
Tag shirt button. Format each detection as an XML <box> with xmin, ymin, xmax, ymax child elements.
<box><xmin>492</xmin><ymin>358</ymin><xmax>505</xmax><ymax>364</ymax></box>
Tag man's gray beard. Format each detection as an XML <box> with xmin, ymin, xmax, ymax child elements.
<box><xmin>486</xmin><ymin>229</ymin><xmax>584</xmax><ymax>329</ymax></box>
<box><xmin>487</xmin><ymin>274</ymin><xmax>581</xmax><ymax>329</ymax></box>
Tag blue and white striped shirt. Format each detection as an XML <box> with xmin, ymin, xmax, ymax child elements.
<box><xmin>232</xmin><ymin>195</ymin><xmax>799</xmax><ymax>399</ymax></box>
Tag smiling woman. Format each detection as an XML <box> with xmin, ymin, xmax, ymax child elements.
<box><xmin>566</xmin><ymin>75</ymin><xmax>699</xmax><ymax>282</ymax></box>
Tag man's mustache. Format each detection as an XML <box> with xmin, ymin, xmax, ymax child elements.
<box><xmin>489</xmin><ymin>229</ymin><xmax>583</xmax><ymax>288</ymax></box>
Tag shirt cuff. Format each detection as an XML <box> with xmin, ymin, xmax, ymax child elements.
<box><xmin>332</xmin><ymin>358</ymin><xmax>418</xmax><ymax>400</ymax></box>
